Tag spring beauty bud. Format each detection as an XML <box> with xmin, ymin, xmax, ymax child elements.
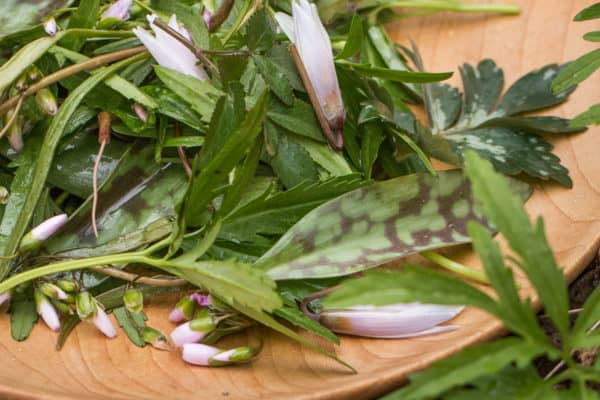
<box><xmin>93</xmin><ymin>306</ymin><xmax>117</xmax><ymax>338</ymax></box>
<box><xmin>142</xmin><ymin>327</ymin><xmax>170</xmax><ymax>351</ymax></box>
<box><xmin>319</xmin><ymin>303</ymin><xmax>464</xmax><ymax>338</ymax></box>
<box><xmin>168</xmin><ymin>295</ymin><xmax>196</xmax><ymax>323</ymax></box>
<box><xmin>19</xmin><ymin>214</ymin><xmax>68</xmax><ymax>252</ymax></box>
<box><xmin>182</xmin><ymin>344</ymin><xmax>256</xmax><ymax>366</ymax></box>
<box><xmin>34</xmin><ymin>290</ymin><xmax>61</xmax><ymax>332</ymax></box>
<box><xmin>123</xmin><ymin>288</ymin><xmax>144</xmax><ymax>313</ymax></box>
<box><xmin>39</xmin><ymin>282</ymin><xmax>68</xmax><ymax>300</ymax></box>
<box><xmin>99</xmin><ymin>0</ymin><xmax>133</xmax><ymax>28</ymax></box>
<box><xmin>189</xmin><ymin>293</ymin><xmax>211</xmax><ymax>307</ymax></box>
<box><xmin>170</xmin><ymin>310</ymin><xmax>216</xmax><ymax>347</ymax></box>
<box><xmin>132</xmin><ymin>103</ymin><xmax>148</xmax><ymax>122</ymax></box>
<box><xmin>56</xmin><ymin>278</ymin><xmax>78</xmax><ymax>293</ymax></box>
<box><xmin>275</xmin><ymin>0</ymin><xmax>345</xmax><ymax>150</ymax></box>
<box><xmin>133</xmin><ymin>14</ymin><xmax>208</xmax><ymax>80</ymax></box>
<box><xmin>35</xmin><ymin>88</ymin><xmax>58</xmax><ymax>116</ymax></box>
<box><xmin>75</xmin><ymin>291</ymin><xmax>97</xmax><ymax>321</ymax></box>
<box><xmin>0</xmin><ymin>291</ymin><xmax>10</xmax><ymax>307</ymax></box>
<box><xmin>43</xmin><ymin>16</ymin><xmax>58</xmax><ymax>36</ymax></box>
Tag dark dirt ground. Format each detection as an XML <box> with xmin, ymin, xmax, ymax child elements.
<box><xmin>536</xmin><ymin>253</ymin><xmax>600</xmax><ymax>378</ymax></box>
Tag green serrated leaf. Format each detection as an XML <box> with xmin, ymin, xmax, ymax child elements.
<box><xmin>552</xmin><ymin>49</ymin><xmax>600</xmax><ymax>94</ymax></box>
<box><xmin>269</xmin><ymin>131</ymin><xmax>320</xmax><ymax>188</ymax></box>
<box><xmin>246</xmin><ymin>9</ymin><xmax>275</xmax><ymax>51</ymax></box>
<box><xmin>380</xmin><ymin>338</ymin><xmax>544</xmax><ymax>400</ymax></box>
<box><xmin>425</xmin><ymin>83</ymin><xmax>461</xmax><ymax>132</ymax></box>
<box><xmin>258</xmin><ymin>170</ymin><xmax>525</xmax><ymax>280</ymax></box>
<box><xmin>335</xmin><ymin>14</ymin><xmax>363</xmax><ymax>60</ymax></box>
<box><xmin>458</xmin><ymin>59</ymin><xmax>504</xmax><ymax>125</ymax></box>
<box><xmin>464</xmin><ymin>151</ymin><xmax>570</xmax><ymax>338</ymax></box>
<box><xmin>253</xmin><ymin>55</ymin><xmax>294</xmax><ymax>105</ymax></box>
<box><xmin>274</xmin><ymin>300</ymin><xmax>339</xmax><ymax>344</ymax></box>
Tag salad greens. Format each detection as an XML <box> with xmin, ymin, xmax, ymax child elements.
<box><xmin>0</xmin><ymin>0</ymin><xmax>593</xmax><ymax>382</ymax></box>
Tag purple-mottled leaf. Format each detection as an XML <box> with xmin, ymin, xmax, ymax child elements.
<box><xmin>257</xmin><ymin>170</ymin><xmax>530</xmax><ymax>280</ymax></box>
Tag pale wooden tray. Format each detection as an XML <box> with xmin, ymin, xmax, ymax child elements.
<box><xmin>0</xmin><ymin>0</ymin><xmax>598</xmax><ymax>399</ymax></box>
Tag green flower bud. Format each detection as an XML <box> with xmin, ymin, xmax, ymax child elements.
<box><xmin>50</xmin><ymin>298</ymin><xmax>73</xmax><ymax>315</ymax></box>
<box><xmin>39</xmin><ymin>282</ymin><xmax>68</xmax><ymax>300</ymax></box>
<box><xmin>142</xmin><ymin>327</ymin><xmax>169</xmax><ymax>351</ymax></box>
<box><xmin>76</xmin><ymin>291</ymin><xmax>97</xmax><ymax>321</ymax></box>
<box><xmin>208</xmin><ymin>346</ymin><xmax>256</xmax><ymax>367</ymax></box>
<box><xmin>56</xmin><ymin>278</ymin><xmax>78</xmax><ymax>293</ymax></box>
<box><xmin>168</xmin><ymin>295</ymin><xmax>196</xmax><ymax>323</ymax></box>
<box><xmin>27</xmin><ymin>66</ymin><xmax>42</xmax><ymax>82</ymax></box>
<box><xmin>35</xmin><ymin>88</ymin><xmax>58</xmax><ymax>116</ymax></box>
<box><xmin>123</xmin><ymin>288</ymin><xmax>143</xmax><ymax>313</ymax></box>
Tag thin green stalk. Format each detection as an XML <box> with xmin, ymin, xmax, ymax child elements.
<box><xmin>421</xmin><ymin>250</ymin><xmax>490</xmax><ymax>284</ymax></box>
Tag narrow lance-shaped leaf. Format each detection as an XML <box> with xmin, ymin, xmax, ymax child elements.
<box><xmin>257</xmin><ymin>170</ymin><xmax>531</xmax><ymax>280</ymax></box>
<box><xmin>335</xmin><ymin>13</ymin><xmax>363</xmax><ymax>60</ymax></box>
<box><xmin>0</xmin><ymin>55</ymin><xmax>146</xmax><ymax>279</ymax></box>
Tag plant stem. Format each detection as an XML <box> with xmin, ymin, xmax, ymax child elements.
<box><xmin>0</xmin><ymin>46</ymin><xmax>147</xmax><ymax>116</ymax></box>
<box><xmin>421</xmin><ymin>250</ymin><xmax>490</xmax><ymax>284</ymax></box>
<box><xmin>0</xmin><ymin>252</ymin><xmax>150</xmax><ymax>294</ymax></box>
<box><xmin>91</xmin><ymin>266</ymin><xmax>187</xmax><ymax>287</ymax></box>
<box><xmin>369</xmin><ymin>0</ymin><xmax>519</xmax><ymax>14</ymax></box>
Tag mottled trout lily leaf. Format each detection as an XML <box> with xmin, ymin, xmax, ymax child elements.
<box><xmin>419</xmin><ymin>58</ymin><xmax>585</xmax><ymax>187</ymax></box>
<box><xmin>45</xmin><ymin>143</ymin><xmax>186</xmax><ymax>257</ymax></box>
<box><xmin>256</xmin><ymin>170</ymin><xmax>531</xmax><ymax>280</ymax></box>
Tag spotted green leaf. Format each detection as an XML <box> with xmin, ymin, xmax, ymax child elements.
<box><xmin>257</xmin><ymin>170</ymin><xmax>530</xmax><ymax>280</ymax></box>
<box><xmin>45</xmin><ymin>143</ymin><xmax>186</xmax><ymax>257</ymax></box>
<box><xmin>420</xmin><ymin>59</ymin><xmax>584</xmax><ymax>187</ymax></box>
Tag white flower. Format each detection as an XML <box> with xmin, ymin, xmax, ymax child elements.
<box><xmin>275</xmin><ymin>0</ymin><xmax>345</xmax><ymax>149</ymax></box>
<box><xmin>182</xmin><ymin>344</ymin><xmax>255</xmax><ymax>366</ymax></box>
<box><xmin>92</xmin><ymin>307</ymin><xmax>117</xmax><ymax>338</ymax></box>
<box><xmin>133</xmin><ymin>14</ymin><xmax>208</xmax><ymax>80</ymax></box>
<box><xmin>319</xmin><ymin>303</ymin><xmax>464</xmax><ymax>338</ymax></box>
<box><xmin>35</xmin><ymin>291</ymin><xmax>61</xmax><ymax>332</ymax></box>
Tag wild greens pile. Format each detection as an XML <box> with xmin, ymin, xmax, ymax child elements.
<box><xmin>0</xmin><ymin>0</ymin><xmax>592</xmax><ymax>382</ymax></box>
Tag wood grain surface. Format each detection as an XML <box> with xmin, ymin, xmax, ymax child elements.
<box><xmin>0</xmin><ymin>1</ymin><xmax>599</xmax><ymax>399</ymax></box>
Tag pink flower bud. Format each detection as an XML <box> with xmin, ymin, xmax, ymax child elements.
<box><xmin>182</xmin><ymin>343</ymin><xmax>220</xmax><ymax>366</ymax></box>
<box><xmin>170</xmin><ymin>314</ymin><xmax>215</xmax><ymax>347</ymax></box>
<box><xmin>102</xmin><ymin>0</ymin><xmax>133</xmax><ymax>21</ymax></box>
<box><xmin>319</xmin><ymin>303</ymin><xmax>464</xmax><ymax>339</ymax></box>
<box><xmin>132</xmin><ymin>103</ymin><xmax>148</xmax><ymax>122</ymax></box>
<box><xmin>43</xmin><ymin>17</ymin><xmax>58</xmax><ymax>36</ymax></box>
<box><xmin>168</xmin><ymin>295</ymin><xmax>196</xmax><ymax>323</ymax></box>
<box><xmin>31</xmin><ymin>214</ymin><xmax>68</xmax><ymax>242</ymax></box>
<box><xmin>189</xmin><ymin>293</ymin><xmax>211</xmax><ymax>307</ymax></box>
<box><xmin>0</xmin><ymin>291</ymin><xmax>10</xmax><ymax>307</ymax></box>
<box><xmin>92</xmin><ymin>307</ymin><xmax>117</xmax><ymax>338</ymax></box>
<box><xmin>35</xmin><ymin>290</ymin><xmax>61</xmax><ymax>332</ymax></box>
<box><xmin>203</xmin><ymin>9</ymin><xmax>212</xmax><ymax>30</ymax></box>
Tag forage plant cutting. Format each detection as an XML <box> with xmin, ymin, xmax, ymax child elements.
<box><xmin>0</xmin><ymin>0</ymin><xmax>595</xmax><ymax>390</ymax></box>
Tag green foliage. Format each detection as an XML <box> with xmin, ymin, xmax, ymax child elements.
<box><xmin>326</xmin><ymin>152</ymin><xmax>600</xmax><ymax>398</ymax></box>
<box><xmin>9</xmin><ymin>286</ymin><xmax>38</xmax><ymax>341</ymax></box>
<box><xmin>552</xmin><ymin>1</ymin><xmax>600</xmax><ymax>126</ymax></box>
<box><xmin>113</xmin><ymin>307</ymin><xmax>147</xmax><ymax>347</ymax></box>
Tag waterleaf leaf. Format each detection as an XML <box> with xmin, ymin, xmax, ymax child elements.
<box><xmin>113</xmin><ymin>307</ymin><xmax>147</xmax><ymax>347</ymax></box>
<box><xmin>335</xmin><ymin>14</ymin><xmax>363</xmax><ymax>60</ymax></box>
<box><xmin>9</xmin><ymin>287</ymin><xmax>38</xmax><ymax>341</ymax></box>
<box><xmin>419</xmin><ymin>59</ymin><xmax>580</xmax><ymax>186</ymax></box>
<box><xmin>269</xmin><ymin>129</ymin><xmax>320</xmax><ymax>188</ymax></box>
<box><xmin>143</xmin><ymin>85</ymin><xmax>205</xmax><ymax>130</ymax></box>
<box><xmin>258</xmin><ymin>170</ymin><xmax>529</xmax><ymax>280</ymax></box>
<box><xmin>380</xmin><ymin>338</ymin><xmax>544</xmax><ymax>400</ymax></box>
<box><xmin>464</xmin><ymin>151</ymin><xmax>570</xmax><ymax>338</ymax></box>
<box><xmin>267</xmin><ymin>97</ymin><xmax>326</xmax><ymax>142</ymax></box>
<box><xmin>551</xmin><ymin>49</ymin><xmax>600</xmax><ymax>94</ymax></box>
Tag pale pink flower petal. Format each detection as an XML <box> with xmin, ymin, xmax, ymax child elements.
<box><xmin>31</xmin><ymin>214</ymin><xmax>68</xmax><ymax>241</ymax></box>
<box><xmin>182</xmin><ymin>343</ymin><xmax>220</xmax><ymax>366</ymax></box>
<box><xmin>43</xmin><ymin>17</ymin><xmax>57</xmax><ymax>36</ymax></box>
<box><xmin>170</xmin><ymin>322</ymin><xmax>205</xmax><ymax>347</ymax></box>
<box><xmin>93</xmin><ymin>308</ymin><xmax>117</xmax><ymax>338</ymax></box>
<box><xmin>102</xmin><ymin>0</ymin><xmax>133</xmax><ymax>21</ymax></box>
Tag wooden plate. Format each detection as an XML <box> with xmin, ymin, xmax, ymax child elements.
<box><xmin>0</xmin><ymin>1</ymin><xmax>599</xmax><ymax>399</ymax></box>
